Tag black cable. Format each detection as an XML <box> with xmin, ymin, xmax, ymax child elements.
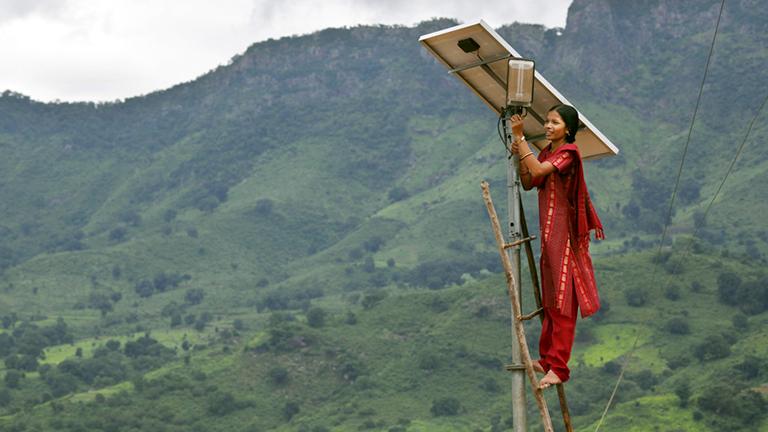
<box><xmin>655</xmin><ymin>0</ymin><xmax>726</xmax><ymax>261</ymax></box>
<box><xmin>594</xmin><ymin>0</ymin><xmax>726</xmax><ymax>430</ymax></box>
<box><xmin>666</xmin><ymin>92</ymin><xmax>768</xmax><ymax>275</ymax></box>
<box><xmin>498</xmin><ymin>113</ymin><xmax>512</xmax><ymax>157</ymax></box>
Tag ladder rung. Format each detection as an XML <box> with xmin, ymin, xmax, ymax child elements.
<box><xmin>503</xmin><ymin>235</ymin><xmax>537</xmax><ymax>249</ymax></box>
<box><xmin>505</xmin><ymin>363</ymin><xmax>526</xmax><ymax>371</ymax></box>
<box><xmin>517</xmin><ymin>308</ymin><xmax>544</xmax><ymax>321</ymax></box>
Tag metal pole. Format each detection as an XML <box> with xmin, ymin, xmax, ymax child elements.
<box><xmin>503</xmin><ymin>111</ymin><xmax>527</xmax><ymax>431</ymax></box>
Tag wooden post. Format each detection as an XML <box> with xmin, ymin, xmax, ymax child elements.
<box><xmin>482</xmin><ymin>181</ymin><xmax>555</xmax><ymax>432</ymax></box>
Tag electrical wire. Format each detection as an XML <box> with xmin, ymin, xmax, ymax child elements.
<box><xmin>498</xmin><ymin>113</ymin><xmax>512</xmax><ymax>157</ymax></box>
<box><xmin>665</xmin><ymin>93</ymin><xmax>768</xmax><ymax>279</ymax></box>
<box><xmin>593</xmin><ymin>0</ymin><xmax>726</xmax><ymax>430</ymax></box>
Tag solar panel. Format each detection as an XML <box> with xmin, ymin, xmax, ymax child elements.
<box><xmin>419</xmin><ymin>20</ymin><xmax>619</xmax><ymax>160</ymax></box>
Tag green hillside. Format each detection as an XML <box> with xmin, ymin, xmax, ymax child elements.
<box><xmin>0</xmin><ymin>0</ymin><xmax>766</xmax><ymax>430</ymax></box>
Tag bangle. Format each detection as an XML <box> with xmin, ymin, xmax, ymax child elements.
<box><xmin>520</xmin><ymin>151</ymin><xmax>534</xmax><ymax>162</ymax></box>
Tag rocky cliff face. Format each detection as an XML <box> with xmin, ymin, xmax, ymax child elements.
<box><xmin>535</xmin><ymin>0</ymin><xmax>768</xmax><ymax>124</ymax></box>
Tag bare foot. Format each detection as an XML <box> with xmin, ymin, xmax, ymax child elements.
<box><xmin>539</xmin><ymin>370</ymin><xmax>562</xmax><ymax>389</ymax></box>
<box><xmin>532</xmin><ymin>360</ymin><xmax>545</xmax><ymax>374</ymax></box>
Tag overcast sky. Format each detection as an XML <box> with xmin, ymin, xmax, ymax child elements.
<box><xmin>0</xmin><ymin>0</ymin><xmax>572</xmax><ymax>103</ymax></box>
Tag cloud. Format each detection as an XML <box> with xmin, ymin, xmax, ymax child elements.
<box><xmin>0</xmin><ymin>0</ymin><xmax>571</xmax><ymax>102</ymax></box>
<box><xmin>0</xmin><ymin>0</ymin><xmax>70</xmax><ymax>23</ymax></box>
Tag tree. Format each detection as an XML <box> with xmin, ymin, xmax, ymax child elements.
<box><xmin>185</xmin><ymin>288</ymin><xmax>205</xmax><ymax>305</ymax></box>
<box><xmin>44</xmin><ymin>371</ymin><xmax>79</xmax><ymax>397</ymax></box>
<box><xmin>4</xmin><ymin>370</ymin><xmax>22</xmax><ymax>388</ymax></box>
<box><xmin>665</xmin><ymin>317</ymin><xmax>690</xmax><ymax>335</ymax></box>
<box><xmin>361</xmin><ymin>291</ymin><xmax>387</xmax><ymax>310</ymax></box>
<box><xmin>170</xmin><ymin>313</ymin><xmax>182</xmax><ymax>327</ymax></box>
<box><xmin>268</xmin><ymin>366</ymin><xmax>289</xmax><ymax>386</ymax></box>
<box><xmin>387</xmin><ymin>186</ymin><xmax>409</xmax><ymax>202</ymax></box>
<box><xmin>675</xmin><ymin>381</ymin><xmax>691</xmax><ymax>407</ymax></box>
<box><xmin>0</xmin><ymin>389</ymin><xmax>11</xmax><ymax>407</ymax></box>
<box><xmin>0</xmin><ymin>333</ymin><xmax>14</xmax><ymax>356</ymax></box>
<box><xmin>736</xmin><ymin>356</ymin><xmax>764</xmax><ymax>379</ymax></box>
<box><xmin>254</xmin><ymin>199</ymin><xmax>274</xmax><ymax>216</ymax></box>
<box><xmin>109</xmin><ymin>227</ymin><xmax>127</xmax><ymax>242</ymax></box>
<box><xmin>207</xmin><ymin>391</ymin><xmax>238</xmax><ymax>416</ymax></box>
<box><xmin>694</xmin><ymin>334</ymin><xmax>731</xmax><ymax>361</ymax></box>
<box><xmin>283</xmin><ymin>401</ymin><xmax>300</xmax><ymax>420</ymax></box>
<box><xmin>163</xmin><ymin>209</ymin><xmax>177</xmax><ymax>223</ymax></box>
<box><xmin>345</xmin><ymin>311</ymin><xmax>357</xmax><ymax>325</ymax></box>
<box><xmin>431</xmin><ymin>397</ymin><xmax>461</xmax><ymax>416</ymax></box>
<box><xmin>664</xmin><ymin>284</ymin><xmax>681</xmax><ymax>300</ymax></box>
<box><xmin>624</xmin><ymin>287</ymin><xmax>648</xmax><ymax>307</ymax></box>
<box><xmin>717</xmin><ymin>271</ymin><xmax>742</xmax><ymax>306</ymax></box>
<box><xmin>363</xmin><ymin>236</ymin><xmax>385</xmax><ymax>252</ymax></box>
<box><xmin>732</xmin><ymin>313</ymin><xmax>749</xmax><ymax>330</ymax></box>
<box><xmin>362</xmin><ymin>256</ymin><xmax>375</xmax><ymax>273</ymax></box>
<box><xmin>306</xmin><ymin>307</ymin><xmax>326</xmax><ymax>328</ymax></box>
<box><xmin>134</xmin><ymin>279</ymin><xmax>154</xmax><ymax>298</ymax></box>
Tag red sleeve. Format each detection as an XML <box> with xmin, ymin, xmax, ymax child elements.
<box><xmin>546</xmin><ymin>150</ymin><xmax>574</xmax><ymax>172</ymax></box>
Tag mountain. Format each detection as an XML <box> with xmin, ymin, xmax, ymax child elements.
<box><xmin>0</xmin><ymin>1</ymin><xmax>766</xmax><ymax>431</ymax></box>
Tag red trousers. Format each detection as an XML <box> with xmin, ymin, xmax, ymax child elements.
<box><xmin>538</xmin><ymin>285</ymin><xmax>578</xmax><ymax>382</ymax></box>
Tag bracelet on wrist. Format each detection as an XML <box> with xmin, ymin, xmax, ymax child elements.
<box><xmin>520</xmin><ymin>151</ymin><xmax>534</xmax><ymax>162</ymax></box>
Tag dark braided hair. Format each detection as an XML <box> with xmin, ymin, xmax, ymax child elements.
<box><xmin>549</xmin><ymin>104</ymin><xmax>579</xmax><ymax>143</ymax></box>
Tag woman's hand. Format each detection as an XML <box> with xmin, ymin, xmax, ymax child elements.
<box><xmin>511</xmin><ymin>114</ymin><xmax>524</xmax><ymax>140</ymax></box>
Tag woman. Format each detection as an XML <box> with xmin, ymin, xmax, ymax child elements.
<box><xmin>510</xmin><ymin>104</ymin><xmax>604</xmax><ymax>389</ymax></box>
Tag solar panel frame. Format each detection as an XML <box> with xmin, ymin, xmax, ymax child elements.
<box><xmin>419</xmin><ymin>20</ymin><xmax>619</xmax><ymax>160</ymax></box>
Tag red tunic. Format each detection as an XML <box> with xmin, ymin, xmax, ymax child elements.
<box><xmin>532</xmin><ymin>144</ymin><xmax>603</xmax><ymax>318</ymax></box>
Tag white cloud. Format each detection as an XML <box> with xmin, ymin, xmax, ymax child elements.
<box><xmin>0</xmin><ymin>0</ymin><xmax>571</xmax><ymax>102</ymax></box>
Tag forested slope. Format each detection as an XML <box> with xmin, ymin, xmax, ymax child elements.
<box><xmin>0</xmin><ymin>1</ymin><xmax>766</xmax><ymax>430</ymax></box>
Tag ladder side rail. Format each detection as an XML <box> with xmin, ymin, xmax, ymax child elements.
<box><xmin>482</xmin><ymin>181</ymin><xmax>555</xmax><ymax>432</ymax></box>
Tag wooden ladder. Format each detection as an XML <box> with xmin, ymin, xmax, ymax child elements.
<box><xmin>481</xmin><ymin>181</ymin><xmax>574</xmax><ymax>432</ymax></box>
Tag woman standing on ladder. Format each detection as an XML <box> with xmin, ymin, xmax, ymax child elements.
<box><xmin>510</xmin><ymin>105</ymin><xmax>604</xmax><ymax>389</ymax></box>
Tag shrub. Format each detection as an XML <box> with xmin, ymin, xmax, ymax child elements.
<box><xmin>185</xmin><ymin>288</ymin><xmax>205</xmax><ymax>305</ymax></box>
<box><xmin>716</xmin><ymin>272</ymin><xmax>741</xmax><ymax>306</ymax></box>
<box><xmin>735</xmin><ymin>356</ymin><xmax>764</xmax><ymax>379</ymax></box>
<box><xmin>207</xmin><ymin>392</ymin><xmax>238</xmax><ymax>416</ymax></box>
<box><xmin>345</xmin><ymin>311</ymin><xmax>358</xmax><ymax>325</ymax></box>
<box><xmin>109</xmin><ymin>227</ymin><xmax>127</xmax><ymax>242</ymax></box>
<box><xmin>664</xmin><ymin>317</ymin><xmax>690</xmax><ymax>335</ymax></box>
<box><xmin>480</xmin><ymin>378</ymin><xmax>501</xmax><ymax>393</ymax></box>
<box><xmin>664</xmin><ymin>284</ymin><xmax>681</xmax><ymax>301</ymax></box>
<box><xmin>387</xmin><ymin>187</ymin><xmax>409</xmax><ymax>202</ymax></box>
<box><xmin>363</xmin><ymin>236</ymin><xmax>385</xmax><ymax>253</ymax></box>
<box><xmin>254</xmin><ymin>199</ymin><xmax>274</xmax><ymax>216</ymax></box>
<box><xmin>732</xmin><ymin>313</ymin><xmax>749</xmax><ymax>330</ymax></box>
<box><xmin>306</xmin><ymin>307</ymin><xmax>326</xmax><ymax>328</ymax></box>
<box><xmin>418</xmin><ymin>354</ymin><xmax>440</xmax><ymax>371</ymax></box>
<box><xmin>268</xmin><ymin>366</ymin><xmax>289</xmax><ymax>386</ymax></box>
<box><xmin>675</xmin><ymin>381</ymin><xmax>691</xmax><ymax>407</ymax></box>
<box><xmin>361</xmin><ymin>292</ymin><xmax>387</xmax><ymax>310</ymax></box>
<box><xmin>624</xmin><ymin>287</ymin><xmax>648</xmax><ymax>307</ymax></box>
<box><xmin>283</xmin><ymin>401</ymin><xmax>300</xmax><ymax>420</ymax></box>
<box><xmin>693</xmin><ymin>334</ymin><xmax>731</xmax><ymax>361</ymax></box>
<box><xmin>4</xmin><ymin>370</ymin><xmax>22</xmax><ymax>388</ymax></box>
<box><xmin>431</xmin><ymin>397</ymin><xmax>461</xmax><ymax>416</ymax></box>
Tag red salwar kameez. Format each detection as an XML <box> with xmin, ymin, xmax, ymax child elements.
<box><xmin>530</xmin><ymin>143</ymin><xmax>604</xmax><ymax>382</ymax></box>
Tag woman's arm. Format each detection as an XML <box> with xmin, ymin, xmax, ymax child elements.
<box><xmin>517</xmin><ymin>138</ymin><xmax>557</xmax><ymax>179</ymax></box>
<box><xmin>510</xmin><ymin>114</ymin><xmax>556</xmax><ymax>189</ymax></box>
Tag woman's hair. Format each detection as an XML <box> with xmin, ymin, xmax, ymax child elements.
<box><xmin>548</xmin><ymin>104</ymin><xmax>579</xmax><ymax>143</ymax></box>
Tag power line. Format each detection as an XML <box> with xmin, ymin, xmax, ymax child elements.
<box><xmin>666</xmin><ymin>92</ymin><xmax>768</xmax><ymax>276</ymax></box>
<box><xmin>593</xmin><ymin>0</ymin><xmax>726</xmax><ymax>429</ymax></box>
